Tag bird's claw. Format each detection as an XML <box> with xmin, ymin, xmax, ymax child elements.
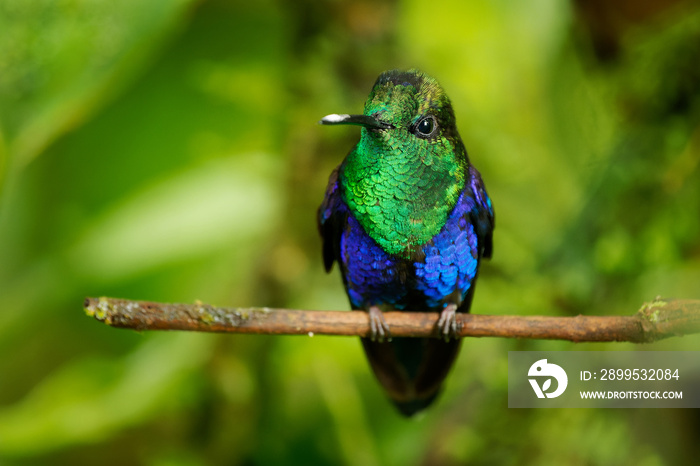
<box><xmin>368</xmin><ymin>306</ymin><xmax>391</xmax><ymax>342</ymax></box>
<box><xmin>437</xmin><ymin>304</ymin><xmax>461</xmax><ymax>341</ymax></box>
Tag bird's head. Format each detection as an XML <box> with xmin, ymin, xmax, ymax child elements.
<box><xmin>321</xmin><ymin>69</ymin><xmax>464</xmax><ymax>162</ymax></box>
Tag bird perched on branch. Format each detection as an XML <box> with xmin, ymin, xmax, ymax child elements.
<box><xmin>318</xmin><ymin>69</ymin><xmax>494</xmax><ymax>416</ymax></box>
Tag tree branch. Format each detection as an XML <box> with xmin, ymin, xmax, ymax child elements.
<box><xmin>84</xmin><ymin>297</ymin><xmax>700</xmax><ymax>343</ymax></box>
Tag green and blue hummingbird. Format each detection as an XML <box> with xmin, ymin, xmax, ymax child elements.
<box><xmin>318</xmin><ymin>69</ymin><xmax>494</xmax><ymax>416</ymax></box>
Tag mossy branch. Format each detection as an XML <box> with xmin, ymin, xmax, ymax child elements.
<box><xmin>84</xmin><ymin>297</ymin><xmax>700</xmax><ymax>343</ymax></box>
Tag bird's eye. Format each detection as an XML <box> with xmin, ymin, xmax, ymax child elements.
<box><xmin>414</xmin><ymin>116</ymin><xmax>437</xmax><ymax>138</ymax></box>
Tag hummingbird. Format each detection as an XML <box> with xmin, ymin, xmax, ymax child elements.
<box><xmin>317</xmin><ymin>69</ymin><xmax>494</xmax><ymax>416</ymax></box>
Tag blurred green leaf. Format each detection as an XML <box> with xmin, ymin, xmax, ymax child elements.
<box><xmin>0</xmin><ymin>333</ymin><xmax>213</xmax><ymax>455</ymax></box>
<box><xmin>68</xmin><ymin>155</ymin><xmax>280</xmax><ymax>283</ymax></box>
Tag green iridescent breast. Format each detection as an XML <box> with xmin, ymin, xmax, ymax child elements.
<box><xmin>340</xmin><ymin>129</ymin><xmax>465</xmax><ymax>258</ymax></box>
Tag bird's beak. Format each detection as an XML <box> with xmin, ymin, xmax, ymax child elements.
<box><xmin>319</xmin><ymin>113</ymin><xmax>394</xmax><ymax>130</ymax></box>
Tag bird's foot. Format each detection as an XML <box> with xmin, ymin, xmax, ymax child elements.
<box><xmin>368</xmin><ymin>305</ymin><xmax>391</xmax><ymax>342</ymax></box>
<box><xmin>437</xmin><ymin>304</ymin><xmax>461</xmax><ymax>341</ymax></box>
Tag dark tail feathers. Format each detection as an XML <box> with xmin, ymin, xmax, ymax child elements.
<box><xmin>392</xmin><ymin>392</ymin><xmax>439</xmax><ymax>417</ymax></box>
<box><xmin>361</xmin><ymin>337</ymin><xmax>462</xmax><ymax>416</ymax></box>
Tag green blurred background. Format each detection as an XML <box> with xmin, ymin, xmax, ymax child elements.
<box><xmin>1</xmin><ymin>0</ymin><xmax>700</xmax><ymax>464</ymax></box>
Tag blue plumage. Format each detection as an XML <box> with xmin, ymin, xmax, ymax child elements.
<box><xmin>321</xmin><ymin>165</ymin><xmax>492</xmax><ymax>313</ymax></box>
<box><xmin>336</xmin><ymin>187</ymin><xmax>481</xmax><ymax>311</ymax></box>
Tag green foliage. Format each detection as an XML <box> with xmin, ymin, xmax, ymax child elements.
<box><xmin>1</xmin><ymin>0</ymin><xmax>699</xmax><ymax>464</ymax></box>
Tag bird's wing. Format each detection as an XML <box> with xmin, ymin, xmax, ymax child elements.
<box><xmin>317</xmin><ymin>167</ymin><xmax>346</xmax><ymax>272</ymax></box>
<box><xmin>468</xmin><ymin>165</ymin><xmax>495</xmax><ymax>259</ymax></box>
